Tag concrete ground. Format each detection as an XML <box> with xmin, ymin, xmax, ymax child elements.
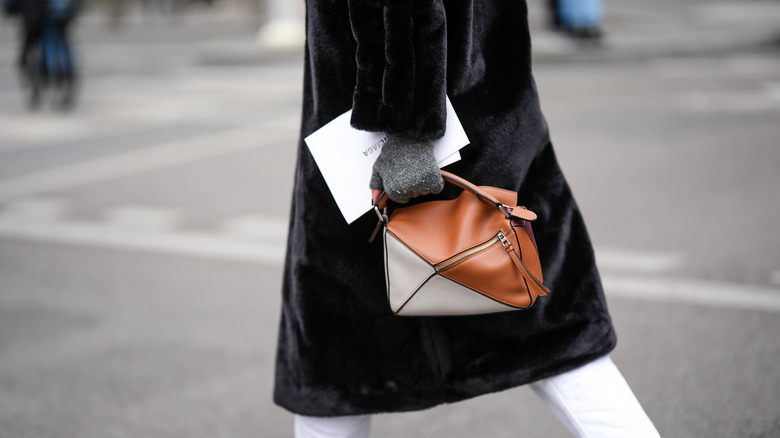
<box><xmin>0</xmin><ymin>1</ymin><xmax>779</xmax><ymax>437</ymax></box>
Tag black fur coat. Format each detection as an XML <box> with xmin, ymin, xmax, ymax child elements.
<box><xmin>274</xmin><ymin>0</ymin><xmax>616</xmax><ymax>416</ymax></box>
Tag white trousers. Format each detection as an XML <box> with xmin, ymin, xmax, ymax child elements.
<box><xmin>294</xmin><ymin>356</ymin><xmax>660</xmax><ymax>438</ymax></box>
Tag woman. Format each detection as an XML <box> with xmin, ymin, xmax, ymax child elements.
<box><xmin>274</xmin><ymin>1</ymin><xmax>660</xmax><ymax>437</ymax></box>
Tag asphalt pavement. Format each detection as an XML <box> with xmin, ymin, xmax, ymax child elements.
<box><xmin>0</xmin><ymin>1</ymin><xmax>779</xmax><ymax>437</ymax></box>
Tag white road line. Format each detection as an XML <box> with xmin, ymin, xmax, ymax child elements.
<box><xmin>221</xmin><ymin>214</ymin><xmax>289</xmax><ymax>244</ymax></box>
<box><xmin>651</xmin><ymin>57</ymin><xmax>780</xmax><ymax>80</ymax></box>
<box><xmin>595</xmin><ymin>248</ymin><xmax>683</xmax><ymax>273</ymax></box>
<box><xmin>0</xmin><ymin>111</ymin><xmax>301</xmax><ymax>154</ymax></box>
<box><xmin>603</xmin><ymin>275</ymin><xmax>780</xmax><ymax>312</ymax></box>
<box><xmin>681</xmin><ymin>90</ymin><xmax>780</xmax><ymax>113</ymax></box>
<box><xmin>0</xmin><ymin>217</ymin><xmax>286</xmax><ymax>264</ymax></box>
<box><xmin>0</xmin><ymin>124</ymin><xmax>294</xmax><ymax>202</ymax></box>
<box><xmin>103</xmin><ymin>205</ymin><xmax>181</xmax><ymax>232</ymax></box>
<box><xmin>0</xmin><ymin>212</ymin><xmax>778</xmax><ymax>312</ymax></box>
<box><xmin>0</xmin><ymin>119</ymin><xmax>98</xmax><ymax>148</ymax></box>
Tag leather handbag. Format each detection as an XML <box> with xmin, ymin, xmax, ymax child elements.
<box><xmin>371</xmin><ymin>170</ymin><xmax>550</xmax><ymax>316</ymax></box>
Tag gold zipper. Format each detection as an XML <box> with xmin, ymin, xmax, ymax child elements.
<box><xmin>435</xmin><ymin>233</ymin><xmax>504</xmax><ymax>272</ymax></box>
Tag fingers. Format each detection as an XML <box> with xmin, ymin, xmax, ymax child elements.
<box><xmin>369</xmin><ymin>170</ymin><xmax>384</xmax><ymax>191</ymax></box>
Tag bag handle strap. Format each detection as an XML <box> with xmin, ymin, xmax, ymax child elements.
<box><xmin>507</xmin><ymin>224</ymin><xmax>550</xmax><ymax>297</ymax></box>
<box><xmin>374</xmin><ymin>170</ymin><xmax>500</xmax><ymax>209</ymax></box>
<box><xmin>373</xmin><ymin>170</ymin><xmax>537</xmax><ymax>221</ymax></box>
<box><xmin>440</xmin><ymin>170</ymin><xmax>502</xmax><ymax>205</ymax></box>
<box><xmin>374</xmin><ymin>170</ymin><xmax>525</xmax><ymax>214</ymax></box>
<box><xmin>369</xmin><ymin>170</ymin><xmax>539</xmax><ymax>243</ymax></box>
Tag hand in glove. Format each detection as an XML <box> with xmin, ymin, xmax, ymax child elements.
<box><xmin>369</xmin><ymin>134</ymin><xmax>445</xmax><ymax>204</ymax></box>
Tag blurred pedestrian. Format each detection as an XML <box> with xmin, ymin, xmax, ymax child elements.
<box><xmin>3</xmin><ymin>0</ymin><xmax>46</xmax><ymax>70</ymax></box>
<box><xmin>45</xmin><ymin>0</ymin><xmax>81</xmax><ymax>75</ymax></box>
<box><xmin>3</xmin><ymin>0</ymin><xmax>80</xmax><ymax>108</ymax></box>
<box><xmin>274</xmin><ymin>1</ymin><xmax>659</xmax><ymax>437</ymax></box>
<box><xmin>550</xmin><ymin>0</ymin><xmax>603</xmax><ymax>41</ymax></box>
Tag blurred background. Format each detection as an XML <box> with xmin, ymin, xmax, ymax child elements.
<box><xmin>1</xmin><ymin>0</ymin><xmax>779</xmax><ymax>437</ymax></box>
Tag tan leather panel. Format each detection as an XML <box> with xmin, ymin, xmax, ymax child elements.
<box><xmin>439</xmin><ymin>231</ymin><xmax>536</xmax><ymax>308</ymax></box>
<box><xmin>388</xmin><ymin>192</ymin><xmax>511</xmax><ymax>265</ymax></box>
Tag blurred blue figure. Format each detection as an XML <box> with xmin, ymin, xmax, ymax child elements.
<box><xmin>42</xmin><ymin>0</ymin><xmax>78</xmax><ymax>78</ymax></box>
<box><xmin>3</xmin><ymin>0</ymin><xmax>80</xmax><ymax>109</ymax></box>
<box><xmin>550</xmin><ymin>0</ymin><xmax>603</xmax><ymax>42</ymax></box>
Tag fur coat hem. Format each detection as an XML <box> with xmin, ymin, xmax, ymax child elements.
<box><xmin>274</xmin><ymin>339</ymin><xmax>616</xmax><ymax>417</ymax></box>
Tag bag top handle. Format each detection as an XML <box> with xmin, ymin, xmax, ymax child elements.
<box><xmin>373</xmin><ymin>170</ymin><xmax>501</xmax><ymax>209</ymax></box>
<box><xmin>373</xmin><ymin>170</ymin><xmax>536</xmax><ymax>221</ymax></box>
<box><xmin>369</xmin><ymin>170</ymin><xmax>538</xmax><ymax>243</ymax></box>
<box><xmin>439</xmin><ymin>170</ymin><xmax>503</xmax><ymax>206</ymax></box>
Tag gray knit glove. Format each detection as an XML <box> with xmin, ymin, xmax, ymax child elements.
<box><xmin>369</xmin><ymin>134</ymin><xmax>444</xmax><ymax>204</ymax></box>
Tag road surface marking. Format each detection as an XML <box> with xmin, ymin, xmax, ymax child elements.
<box><xmin>103</xmin><ymin>205</ymin><xmax>182</xmax><ymax>232</ymax></box>
<box><xmin>651</xmin><ymin>58</ymin><xmax>780</xmax><ymax>81</ymax></box>
<box><xmin>681</xmin><ymin>89</ymin><xmax>780</xmax><ymax>113</ymax></box>
<box><xmin>220</xmin><ymin>214</ymin><xmax>289</xmax><ymax>245</ymax></box>
<box><xmin>0</xmin><ymin>119</ymin><xmax>100</xmax><ymax>149</ymax></box>
<box><xmin>602</xmin><ymin>275</ymin><xmax>780</xmax><ymax>312</ymax></box>
<box><xmin>595</xmin><ymin>248</ymin><xmax>683</xmax><ymax>273</ymax></box>
<box><xmin>0</xmin><ymin>124</ymin><xmax>294</xmax><ymax>202</ymax></box>
<box><xmin>0</xmin><ymin>212</ymin><xmax>777</xmax><ymax>312</ymax></box>
<box><xmin>0</xmin><ymin>215</ymin><xmax>286</xmax><ymax>265</ymax></box>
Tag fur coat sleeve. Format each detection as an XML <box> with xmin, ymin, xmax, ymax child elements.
<box><xmin>348</xmin><ymin>0</ymin><xmax>448</xmax><ymax>140</ymax></box>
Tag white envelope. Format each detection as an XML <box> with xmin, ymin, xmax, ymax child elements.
<box><xmin>305</xmin><ymin>97</ymin><xmax>470</xmax><ymax>224</ymax></box>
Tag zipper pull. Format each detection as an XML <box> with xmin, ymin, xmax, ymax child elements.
<box><xmin>500</xmin><ymin>230</ymin><xmax>528</xmax><ymax>275</ymax></box>
<box><xmin>498</xmin><ymin>231</ymin><xmax>512</xmax><ymax>251</ymax></box>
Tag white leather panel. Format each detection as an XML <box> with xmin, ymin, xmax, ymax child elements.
<box><xmin>385</xmin><ymin>232</ymin><xmax>436</xmax><ymax>313</ymax></box>
<box><xmin>398</xmin><ymin>275</ymin><xmax>517</xmax><ymax>316</ymax></box>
